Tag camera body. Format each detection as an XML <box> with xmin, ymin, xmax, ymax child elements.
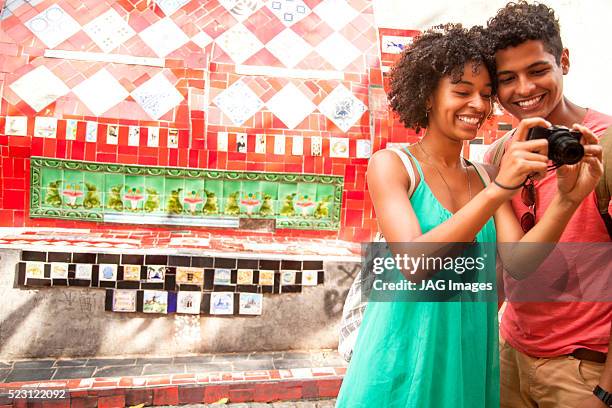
<box><xmin>526</xmin><ymin>126</ymin><xmax>584</xmax><ymax>166</ymax></box>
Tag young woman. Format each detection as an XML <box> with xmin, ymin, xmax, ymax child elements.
<box><xmin>335</xmin><ymin>24</ymin><xmax>603</xmax><ymax>407</ymax></box>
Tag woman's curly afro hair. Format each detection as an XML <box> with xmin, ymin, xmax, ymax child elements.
<box><xmin>487</xmin><ymin>1</ymin><xmax>563</xmax><ymax>63</ymax></box>
<box><xmin>388</xmin><ymin>23</ymin><xmax>493</xmax><ymax>131</ymax></box>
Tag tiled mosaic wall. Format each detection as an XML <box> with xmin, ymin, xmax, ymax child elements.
<box><xmin>18</xmin><ymin>250</ymin><xmax>325</xmax><ymax>315</ymax></box>
<box><xmin>0</xmin><ymin>0</ymin><xmax>512</xmax><ymax>241</ymax></box>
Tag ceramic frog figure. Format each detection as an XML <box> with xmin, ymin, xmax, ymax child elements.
<box><xmin>144</xmin><ymin>188</ymin><xmax>160</xmax><ymax>212</ymax></box>
<box><xmin>107</xmin><ymin>185</ymin><xmax>124</xmax><ymax>211</ymax></box>
<box><xmin>83</xmin><ymin>182</ymin><xmax>101</xmax><ymax>209</ymax></box>
<box><xmin>259</xmin><ymin>193</ymin><xmax>274</xmax><ymax>216</ymax></box>
<box><xmin>203</xmin><ymin>189</ymin><xmax>219</xmax><ymax>215</ymax></box>
<box><xmin>314</xmin><ymin>195</ymin><xmax>332</xmax><ymax>219</ymax></box>
<box><xmin>280</xmin><ymin>193</ymin><xmax>297</xmax><ymax>216</ymax></box>
<box><xmin>167</xmin><ymin>188</ymin><xmax>183</xmax><ymax>214</ymax></box>
<box><xmin>225</xmin><ymin>191</ymin><xmax>240</xmax><ymax>215</ymax></box>
<box><xmin>45</xmin><ymin>180</ymin><xmax>63</xmax><ymax>207</ymax></box>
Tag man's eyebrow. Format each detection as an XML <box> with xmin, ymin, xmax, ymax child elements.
<box><xmin>497</xmin><ymin>60</ymin><xmax>552</xmax><ymax>76</ymax></box>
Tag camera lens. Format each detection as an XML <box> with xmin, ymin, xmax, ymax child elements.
<box><xmin>548</xmin><ymin>130</ymin><xmax>584</xmax><ymax>165</ymax></box>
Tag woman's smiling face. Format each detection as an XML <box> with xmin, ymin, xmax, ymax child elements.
<box><xmin>427</xmin><ymin>61</ymin><xmax>493</xmax><ymax>141</ymax></box>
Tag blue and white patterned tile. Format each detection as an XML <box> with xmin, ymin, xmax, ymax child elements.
<box><xmin>266</xmin><ymin>83</ymin><xmax>316</xmax><ymax>129</ymax></box>
<box><xmin>318</xmin><ymin>84</ymin><xmax>367</xmax><ymax>133</ymax></box>
<box><xmin>9</xmin><ymin>66</ymin><xmax>70</xmax><ymax>112</ymax></box>
<box><xmin>139</xmin><ymin>17</ymin><xmax>190</xmax><ymax>58</ymax></box>
<box><xmin>72</xmin><ymin>69</ymin><xmax>129</xmax><ymax>117</ymax></box>
<box><xmin>131</xmin><ymin>73</ymin><xmax>184</xmax><ymax>120</ymax></box>
<box><xmin>24</xmin><ymin>4</ymin><xmax>81</xmax><ymax>48</ymax></box>
<box><xmin>312</xmin><ymin>0</ymin><xmax>359</xmax><ymax>31</ymax></box>
<box><xmin>356</xmin><ymin>139</ymin><xmax>372</xmax><ymax>158</ymax></box>
<box><xmin>215</xmin><ymin>23</ymin><xmax>264</xmax><ymax>65</ymax></box>
<box><xmin>266</xmin><ymin>0</ymin><xmax>311</xmax><ymax>27</ymax></box>
<box><xmin>82</xmin><ymin>9</ymin><xmax>136</xmax><ymax>53</ymax></box>
<box><xmin>213</xmin><ymin>80</ymin><xmax>264</xmax><ymax>126</ymax></box>
<box><xmin>265</xmin><ymin>28</ymin><xmax>312</xmax><ymax>68</ymax></box>
<box><xmin>381</xmin><ymin>35</ymin><xmax>414</xmax><ymax>54</ymax></box>
<box><xmin>155</xmin><ymin>0</ymin><xmax>191</xmax><ymax>16</ymax></box>
<box><xmin>218</xmin><ymin>0</ymin><xmax>265</xmax><ymax>22</ymax></box>
<box><xmin>315</xmin><ymin>32</ymin><xmax>361</xmax><ymax>71</ymax></box>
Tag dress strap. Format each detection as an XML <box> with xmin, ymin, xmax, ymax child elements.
<box><xmin>386</xmin><ymin>147</ymin><xmax>417</xmax><ymax>198</ymax></box>
<box><xmin>401</xmin><ymin>146</ymin><xmax>425</xmax><ymax>179</ymax></box>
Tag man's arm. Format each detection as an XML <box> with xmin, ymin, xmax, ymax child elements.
<box><xmin>580</xmin><ymin>322</ymin><xmax>612</xmax><ymax>408</ymax></box>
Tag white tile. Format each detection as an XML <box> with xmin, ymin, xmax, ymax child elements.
<box><xmin>66</xmin><ymin>119</ymin><xmax>78</xmax><ymax>140</ymax></box>
<box><xmin>274</xmin><ymin>134</ymin><xmax>285</xmax><ymax>155</ymax></box>
<box><xmin>265</xmin><ymin>28</ymin><xmax>312</xmax><ymax>68</ymax></box>
<box><xmin>266</xmin><ymin>0</ymin><xmax>311</xmax><ymax>27</ymax></box>
<box><xmin>265</xmin><ymin>83</ymin><xmax>315</xmax><ymax>129</ymax></box>
<box><xmin>85</xmin><ymin>121</ymin><xmax>97</xmax><ymax>142</ymax></box>
<box><xmin>139</xmin><ymin>18</ymin><xmax>189</xmax><ymax>58</ymax></box>
<box><xmin>83</xmin><ymin>9</ymin><xmax>136</xmax><ymax>53</ymax></box>
<box><xmin>356</xmin><ymin>139</ymin><xmax>371</xmax><ymax>158</ymax></box>
<box><xmin>155</xmin><ymin>0</ymin><xmax>191</xmax><ymax>16</ymax></box>
<box><xmin>236</xmin><ymin>132</ymin><xmax>247</xmax><ymax>153</ymax></box>
<box><xmin>107</xmin><ymin>125</ymin><xmax>118</xmax><ymax>144</ymax></box>
<box><xmin>313</xmin><ymin>0</ymin><xmax>359</xmax><ymax>31</ymax></box>
<box><xmin>9</xmin><ymin>66</ymin><xmax>70</xmax><ymax>113</ymax></box>
<box><xmin>217</xmin><ymin>131</ymin><xmax>229</xmax><ymax>151</ymax></box>
<box><xmin>218</xmin><ymin>0</ymin><xmax>265</xmax><ymax>22</ymax></box>
<box><xmin>4</xmin><ymin>116</ymin><xmax>27</xmax><ymax>136</ymax></box>
<box><xmin>213</xmin><ymin>79</ymin><xmax>263</xmax><ymax>126</ymax></box>
<box><xmin>34</xmin><ymin>117</ymin><xmax>58</xmax><ymax>138</ymax></box>
<box><xmin>148</xmin><ymin>127</ymin><xmax>159</xmax><ymax>147</ymax></box>
<box><xmin>318</xmin><ymin>84</ymin><xmax>367</xmax><ymax>133</ymax></box>
<box><xmin>255</xmin><ymin>134</ymin><xmax>266</xmax><ymax>154</ymax></box>
<box><xmin>25</xmin><ymin>5</ymin><xmax>81</xmax><ymax>48</ymax></box>
<box><xmin>72</xmin><ymin>69</ymin><xmax>129</xmax><ymax>116</ymax></box>
<box><xmin>168</xmin><ymin>128</ymin><xmax>179</xmax><ymax>147</ymax></box>
<box><xmin>214</xmin><ymin>23</ymin><xmax>263</xmax><ymax>64</ymax></box>
<box><xmin>128</xmin><ymin>126</ymin><xmax>140</xmax><ymax>146</ymax></box>
<box><xmin>381</xmin><ymin>35</ymin><xmax>413</xmax><ymax>54</ymax></box>
<box><xmin>330</xmin><ymin>137</ymin><xmax>349</xmax><ymax>158</ymax></box>
<box><xmin>315</xmin><ymin>32</ymin><xmax>361</xmax><ymax>71</ymax></box>
<box><xmin>291</xmin><ymin>135</ymin><xmax>303</xmax><ymax>155</ymax></box>
<box><xmin>131</xmin><ymin>72</ymin><xmax>184</xmax><ymax>120</ymax></box>
<box><xmin>191</xmin><ymin>31</ymin><xmax>213</xmax><ymax>48</ymax></box>
<box><xmin>311</xmin><ymin>136</ymin><xmax>322</xmax><ymax>156</ymax></box>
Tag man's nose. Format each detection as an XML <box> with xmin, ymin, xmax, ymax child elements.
<box><xmin>517</xmin><ymin>76</ymin><xmax>536</xmax><ymax>96</ymax></box>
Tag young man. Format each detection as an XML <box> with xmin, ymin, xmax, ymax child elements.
<box><xmin>484</xmin><ymin>2</ymin><xmax>612</xmax><ymax>408</ymax></box>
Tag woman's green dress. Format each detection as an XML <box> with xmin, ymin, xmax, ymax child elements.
<box><xmin>336</xmin><ymin>149</ymin><xmax>499</xmax><ymax>408</ymax></box>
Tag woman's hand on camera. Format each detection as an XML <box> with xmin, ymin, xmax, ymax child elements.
<box><xmin>556</xmin><ymin>124</ymin><xmax>603</xmax><ymax>204</ymax></box>
<box><xmin>495</xmin><ymin>118</ymin><xmax>551</xmax><ymax>195</ymax></box>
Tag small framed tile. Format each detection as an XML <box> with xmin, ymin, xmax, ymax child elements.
<box><xmin>217</xmin><ymin>131</ymin><xmax>228</xmax><ymax>151</ymax></box>
<box><xmin>50</xmin><ymin>262</ymin><xmax>69</xmax><ymax>279</ymax></box>
<box><xmin>75</xmin><ymin>263</ymin><xmax>93</xmax><ymax>280</ymax></box>
<box><xmin>99</xmin><ymin>264</ymin><xmax>118</xmax><ymax>281</ymax></box>
<box><xmin>301</xmin><ymin>270</ymin><xmax>318</xmax><ymax>286</ymax></box>
<box><xmin>213</xmin><ymin>268</ymin><xmax>232</xmax><ymax>285</ymax></box>
<box><xmin>177</xmin><ymin>291</ymin><xmax>202</xmax><ymax>314</ymax></box>
<box><xmin>168</xmin><ymin>128</ymin><xmax>179</xmax><ymax>148</ymax></box>
<box><xmin>25</xmin><ymin>261</ymin><xmax>45</xmax><ymax>279</ymax></box>
<box><xmin>274</xmin><ymin>134</ymin><xmax>285</xmax><ymax>155</ymax></box>
<box><xmin>237</xmin><ymin>269</ymin><xmax>253</xmax><ymax>284</ymax></box>
<box><xmin>210</xmin><ymin>292</ymin><xmax>234</xmax><ymax>315</ymax></box>
<box><xmin>34</xmin><ymin>117</ymin><xmax>58</xmax><ymax>138</ymax></box>
<box><xmin>113</xmin><ymin>289</ymin><xmax>137</xmax><ymax>312</ymax></box>
<box><xmin>258</xmin><ymin>270</ymin><xmax>275</xmax><ymax>286</ymax></box>
<box><xmin>311</xmin><ymin>136</ymin><xmax>322</xmax><ymax>156</ymax></box>
<box><xmin>176</xmin><ymin>267</ymin><xmax>204</xmax><ymax>285</ymax></box>
<box><xmin>148</xmin><ymin>127</ymin><xmax>159</xmax><ymax>147</ymax></box>
<box><xmin>107</xmin><ymin>125</ymin><xmax>119</xmax><ymax>144</ymax></box>
<box><xmin>255</xmin><ymin>134</ymin><xmax>266</xmax><ymax>154</ymax></box>
<box><xmin>330</xmin><ymin>137</ymin><xmax>349</xmax><ymax>158</ymax></box>
<box><xmin>280</xmin><ymin>270</ymin><xmax>296</xmax><ymax>285</ymax></box>
<box><xmin>292</xmin><ymin>135</ymin><xmax>303</xmax><ymax>156</ymax></box>
<box><xmin>4</xmin><ymin>116</ymin><xmax>28</xmax><ymax>136</ymax></box>
<box><xmin>65</xmin><ymin>119</ymin><xmax>78</xmax><ymax>140</ymax></box>
<box><xmin>85</xmin><ymin>121</ymin><xmax>98</xmax><ymax>142</ymax></box>
<box><xmin>239</xmin><ymin>293</ymin><xmax>263</xmax><ymax>315</ymax></box>
<box><xmin>142</xmin><ymin>290</ymin><xmax>168</xmax><ymax>314</ymax></box>
<box><xmin>147</xmin><ymin>265</ymin><xmax>166</xmax><ymax>283</ymax></box>
<box><xmin>128</xmin><ymin>126</ymin><xmax>140</xmax><ymax>146</ymax></box>
<box><xmin>356</xmin><ymin>139</ymin><xmax>372</xmax><ymax>159</ymax></box>
<box><xmin>236</xmin><ymin>132</ymin><xmax>247</xmax><ymax>153</ymax></box>
<box><xmin>123</xmin><ymin>264</ymin><xmax>141</xmax><ymax>281</ymax></box>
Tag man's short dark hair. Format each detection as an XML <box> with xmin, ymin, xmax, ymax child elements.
<box><xmin>388</xmin><ymin>23</ymin><xmax>493</xmax><ymax>131</ymax></box>
<box><xmin>487</xmin><ymin>1</ymin><xmax>563</xmax><ymax>64</ymax></box>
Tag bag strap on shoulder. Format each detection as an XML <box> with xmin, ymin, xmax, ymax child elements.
<box><xmin>387</xmin><ymin>147</ymin><xmax>417</xmax><ymax>198</ymax></box>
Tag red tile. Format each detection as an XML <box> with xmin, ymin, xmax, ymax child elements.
<box><xmin>97</xmin><ymin>395</ymin><xmax>124</xmax><ymax>408</ymax></box>
<box><xmin>153</xmin><ymin>386</ymin><xmax>179</xmax><ymax>405</ymax></box>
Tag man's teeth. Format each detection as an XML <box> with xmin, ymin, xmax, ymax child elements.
<box><xmin>457</xmin><ymin>116</ymin><xmax>480</xmax><ymax>125</ymax></box>
<box><xmin>517</xmin><ymin>95</ymin><xmax>542</xmax><ymax>108</ymax></box>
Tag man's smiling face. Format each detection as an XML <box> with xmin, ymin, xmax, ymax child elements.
<box><xmin>495</xmin><ymin>40</ymin><xmax>568</xmax><ymax>121</ymax></box>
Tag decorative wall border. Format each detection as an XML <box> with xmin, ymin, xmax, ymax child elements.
<box><xmin>30</xmin><ymin>157</ymin><xmax>343</xmax><ymax>230</ymax></box>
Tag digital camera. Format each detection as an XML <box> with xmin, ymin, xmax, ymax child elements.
<box><xmin>526</xmin><ymin>126</ymin><xmax>584</xmax><ymax>166</ymax></box>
